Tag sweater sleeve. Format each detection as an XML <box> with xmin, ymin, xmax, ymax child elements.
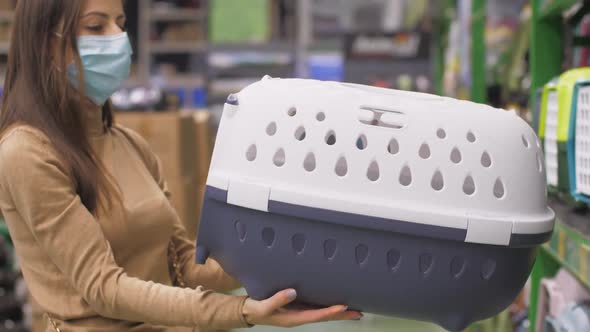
<box><xmin>115</xmin><ymin>125</ymin><xmax>241</xmax><ymax>292</ymax></box>
<box><xmin>0</xmin><ymin>128</ymin><xmax>249</xmax><ymax>330</ymax></box>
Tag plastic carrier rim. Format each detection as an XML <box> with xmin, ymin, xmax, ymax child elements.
<box><xmin>569</xmin><ymin>79</ymin><xmax>590</xmax><ymax>204</ymax></box>
<box><xmin>204</xmin><ymin>184</ymin><xmax>552</xmax><ymax>248</ymax></box>
<box><xmin>207</xmin><ymin>77</ymin><xmax>555</xmax><ymax>248</ymax></box>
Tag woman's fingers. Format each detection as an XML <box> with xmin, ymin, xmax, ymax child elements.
<box><xmin>260</xmin><ymin>289</ymin><xmax>298</xmax><ymax>315</ymax></box>
<box><xmin>242</xmin><ymin>288</ymin><xmax>363</xmax><ymax>327</ymax></box>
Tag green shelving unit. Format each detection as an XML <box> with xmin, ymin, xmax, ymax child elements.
<box><xmin>529</xmin><ymin>201</ymin><xmax>590</xmax><ymax>331</ymax></box>
<box><xmin>528</xmin><ymin>1</ymin><xmax>590</xmax><ymax>331</ymax></box>
<box><xmin>0</xmin><ymin>218</ymin><xmax>9</xmax><ymax>245</ymax></box>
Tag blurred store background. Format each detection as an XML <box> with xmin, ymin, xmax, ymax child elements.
<box><xmin>2</xmin><ymin>0</ymin><xmax>590</xmax><ymax>331</ymax></box>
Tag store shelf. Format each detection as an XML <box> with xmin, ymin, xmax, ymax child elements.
<box><xmin>149</xmin><ymin>41</ymin><xmax>207</xmax><ymax>54</ymax></box>
<box><xmin>541</xmin><ymin>200</ymin><xmax>590</xmax><ymax>289</ymax></box>
<box><xmin>150</xmin><ymin>8</ymin><xmax>204</xmax><ymax>22</ymax></box>
<box><xmin>0</xmin><ymin>42</ymin><xmax>10</xmax><ymax>54</ymax></box>
<box><xmin>209</xmin><ymin>42</ymin><xmax>295</xmax><ymax>53</ymax></box>
<box><xmin>538</xmin><ymin>0</ymin><xmax>579</xmax><ymax>19</ymax></box>
<box><xmin>0</xmin><ymin>11</ymin><xmax>14</xmax><ymax>22</ymax></box>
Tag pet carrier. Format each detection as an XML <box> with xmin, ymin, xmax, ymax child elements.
<box><xmin>568</xmin><ymin>79</ymin><xmax>590</xmax><ymax>205</ymax></box>
<box><xmin>538</xmin><ymin>68</ymin><xmax>590</xmax><ymax>199</ymax></box>
<box><xmin>532</xmin><ymin>87</ymin><xmax>543</xmax><ymax>134</ymax></box>
<box><xmin>195</xmin><ymin>77</ymin><xmax>555</xmax><ymax>331</ymax></box>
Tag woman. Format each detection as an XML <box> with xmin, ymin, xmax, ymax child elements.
<box><xmin>0</xmin><ymin>0</ymin><xmax>362</xmax><ymax>331</ymax></box>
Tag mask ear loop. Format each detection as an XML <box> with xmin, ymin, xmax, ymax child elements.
<box><xmin>51</xmin><ymin>32</ymin><xmax>65</xmax><ymax>73</ymax></box>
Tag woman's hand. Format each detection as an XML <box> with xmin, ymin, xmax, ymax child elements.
<box><xmin>242</xmin><ymin>289</ymin><xmax>363</xmax><ymax>327</ymax></box>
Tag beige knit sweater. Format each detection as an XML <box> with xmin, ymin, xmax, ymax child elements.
<box><xmin>0</xmin><ymin>109</ymin><xmax>250</xmax><ymax>331</ymax></box>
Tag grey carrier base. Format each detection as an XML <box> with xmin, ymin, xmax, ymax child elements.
<box><xmin>195</xmin><ymin>186</ymin><xmax>543</xmax><ymax>331</ymax></box>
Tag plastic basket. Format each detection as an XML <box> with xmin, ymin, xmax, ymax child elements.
<box><xmin>568</xmin><ymin>80</ymin><xmax>590</xmax><ymax>204</ymax></box>
<box><xmin>532</xmin><ymin>87</ymin><xmax>543</xmax><ymax>134</ymax></box>
<box><xmin>539</xmin><ymin>68</ymin><xmax>590</xmax><ymax>199</ymax></box>
<box><xmin>195</xmin><ymin>77</ymin><xmax>555</xmax><ymax>331</ymax></box>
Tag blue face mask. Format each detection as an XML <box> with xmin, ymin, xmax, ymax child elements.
<box><xmin>67</xmin><ymin>32</ymin><xmax>133</xmax><ymax>106</ymax></box>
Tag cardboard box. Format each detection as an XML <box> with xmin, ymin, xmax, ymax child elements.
<box><xmin>192</xmin><ymin>111</ymin><xmax>212</xmax><ymax>184</ymax></box>
<box><xmin>167</xmin><ymin>176</ymin><xmax>199</xmax><ymax>238</ymax></box>
<box><xmin>116</xmin><ymin>111</ymin><xmax>215</xmax><ymax>237</ymax></box>
<box><xmin>116</xmin><ymin>112</ymin><xmax>196</xmax><ymax>180</ymax></box>
<box><xmin>116</xmin><ymin>112</ymin><xmax>197</xmax><ymax>232</ymax></box>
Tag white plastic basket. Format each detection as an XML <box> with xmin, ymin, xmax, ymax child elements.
<box><xmin>576</xmin><ymin>86</ymin><xmax>590</xmax><ymax>196</ymax></box>
<box><xmin>545</xmin><ymin>91</ymin><xmax>559</xmax><ymax>187</ymax></box>
<box><xmin>207</xmin><ymin>77</ymin><xmax>554</xmax><ymax>246</ymax></box>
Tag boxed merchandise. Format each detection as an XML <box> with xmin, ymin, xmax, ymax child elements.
<box><xmin>193</xmin><ymin>111</ymin><xmax>212</xmax><ymax>184</ymax></box>
<box><xmin>193</xmin><ymin>111</ymin><xmax>213</xmax><ymax>232</ymax></box>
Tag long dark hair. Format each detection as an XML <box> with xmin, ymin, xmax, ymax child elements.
<box><xmin>0</xmin><ymin>0</ymin><xmax>120</xmax><ymax>215</ymax></box>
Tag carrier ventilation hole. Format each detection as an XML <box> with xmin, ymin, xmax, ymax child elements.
<box><xmin>273</xmin><ymin>149</ymin><xmax>286</xmax><ymax>167</ymax></box>
<box><xmin>537</xmin><ymin>152</ymin><xmax>544</xmax><ymax>173</ymax></box>
<box><xmin>324</xmin><ymin>239</ymin><xmax>337</xmax><ymax>260</ymax></box>
<box><xmin>388</xmin><ymin>138</ymin><xmax>400</xmax><ymax>155</ymax></box>
<box><xmin>304</xmin><ymin>153</ymin><xmax>316</xmax><ymax>172</ymax></box>
<box><xmin>288</xmin><ymin>107</ymin><xmax>297</xmax><ymax>117</ymax></box>
<box><xmin>316</xmin><ymin>112</ymin><xmax>326</xmax><ymax>121</ymax></box>
<box><xmin>450</xmin><ymin>256</ymin><xmax>466</xmax><ymax>278</ymax></box>
<box><xmin>295</xmin><ymin>126</ymin><xmax>306</xmax><ymax>141</ymax></box>
<box><xmin>467</xmin><ymin>131</ymin><xmax>476</xmax><ymax>143</ymax></box>
<box><xmin>246</xmin><ymin>144</ymin><xmax>257</xmax><ymax>162</ymax></box>
<box><xmin>481</xmin><ymin>151</ymin><xmax>492</xmax><ymax>168</ymax></box>
<box><xmin>522</xmin><ymin>135</ymin><xmax>530</xmax><ymax>148</ymax></box>
<box><xmin>262</xmin><ymin>228</ymin><xmax>275</xmax><ymax>248</ymax></box>
<box><xmin>419</xmin><ymin>253</ymin><xmax>434</xmax><ymax>275</ymax></box>
<box><xmin>387</xmin><ymin>249</ymin><xmax>401</xmax><ymax>271</ymax></box>
<box><xmin>451</xmin><ymin>147</ymin><xmax>462</xmax><ymax>164</ymax></box>
<box><xmin>235</xmin><ymin>220</ymin><xmax>247</xmax><ymax>242</ymax></box>
<box><xmin>355</xmin><ymin>244</ymin><xmax>369</xmax><ymax>265</ymax></box>
<box><xmin>431</xmin><ymin>170</ymin><xmax>444</xmax><ymax>191</ymax></box>
<box><xmin>481</xmin><ymin>259</ymin><xmax>496</xmax><ymax>280</ymax></box>
<box><xmin>493</xmin><ymin>178</ymin><xmax>505</xmax><ymax>199</ymax></box>
<box><xmin>367</xmin><ymin>161</ymin><xmax>380</xmax><ymax>182</ymax></box>
<box><xmin>335</xmin><ymin>157</ymin><xmax>348</xmax><ymax>177</ymax></box>
<box><xmin>325</xmin><ymin>131</ymin><xmax>337</xmax><ymax>145</ymax></box>
<box><xmin>357</xmin><ymin>134</ymin><xmax>368</xmax><ymax>150</ymax></box>
<box><xmin>266</xmin><ymin>122</ymin><xmax>277</xmax><ymax>136</ymax></box>
<box><xmin>463</xmin><ymin>175</ymin><xmax>476</xmax><ymax>196</ymax></box>
<box><xmin>437</xmin><ymin>128</ymin><xmax>447</xmax><ymax>139</ymax></box>
<box><xmin>419</xmin><ymin>143</ymin><xmax>431</xmax><ymax>159</ymax></box>
<box><xmin>292</xmin><ymin>234</ymin><xmax>306</xmax><ymax>255</ymax></box>
<box><xmin>399</xmin><ymin>165</ymin><xmax>412</xmax><ymax>186</ymax></box>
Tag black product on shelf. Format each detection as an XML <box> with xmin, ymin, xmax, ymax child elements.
<box><xmin>0</xmin><ymin>270</ymin><xmax>17</xmax><ymax>289</ymax></box>
<box><xmin>111</xmin><ymin>86</ymin><xmax>180</xmax><ymax>111</ymax></box>
<box><xmin>0</xmin><ymin>290</ymin><xmax>22</xmax><ymax>324</ymax></box>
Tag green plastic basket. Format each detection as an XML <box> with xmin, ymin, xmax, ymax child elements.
<box><xmin>538</xmin><ymin>68</ymin><xmax>590</xmax><ymax>200</ymax></box>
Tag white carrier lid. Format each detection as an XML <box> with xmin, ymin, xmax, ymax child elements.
<box><xmin>207</xmin><ymin>77</ymin><xmax>555</xmax><ymax>247</ymax></box>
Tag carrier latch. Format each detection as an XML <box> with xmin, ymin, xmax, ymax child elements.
<box><xmin>227</xmin><ymin>179</ymin><xmax>271</xmax><ymax>212</ymax></box>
